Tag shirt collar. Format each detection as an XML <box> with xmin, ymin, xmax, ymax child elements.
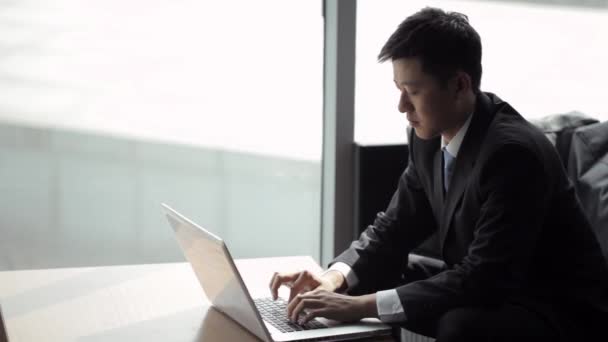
<box><xmin>441</xmin><ymin>113</ymin><xmax>473</xmax><ymax>157</ymax></box>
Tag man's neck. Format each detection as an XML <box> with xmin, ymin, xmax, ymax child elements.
<box><xmin>442</xmin><ymin>94</ymin><xmax>476</xmax><ymax>144</ymax></box>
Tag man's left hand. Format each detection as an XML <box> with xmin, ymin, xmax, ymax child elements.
<box><xmin>286</xmin><ymin>289</ymin><xmax>377</xmax><ymax>324</ymax></box>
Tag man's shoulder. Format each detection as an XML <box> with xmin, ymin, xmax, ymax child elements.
<box><xmin>470</xmin><ymin>94</ymin><xmax>562</xmax><ymax>175</ymax></box>
<box><xmin>483</xmin><ymin>97</ymin><xmax>551</xmax><ymax>153</ymax></box>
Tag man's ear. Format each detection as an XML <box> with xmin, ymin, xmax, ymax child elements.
<box><xmin>453</xmin><ymin>71</ymin><xmax>472</xmax><ymax>99</ymax></box>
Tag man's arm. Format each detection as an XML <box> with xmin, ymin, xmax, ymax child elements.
<box><xmin>323</xmin><ymin>262</ymin><xmax>359</xmax><ymax>292</ymax></box>
<box><xmin>331</xmin><ymin>145</ymin><xmax>437</xmax><ymax>295</ymax></box>
<box><xmin>326</xmin><ymin>262</ymin><xmax>407</xmax><ymax>322</ymax></box>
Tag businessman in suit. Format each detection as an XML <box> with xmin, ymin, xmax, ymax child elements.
<box><xmin>269</xmin><ymin>7</ymin><xmax>608</xmax><ymax>340</ymax></box>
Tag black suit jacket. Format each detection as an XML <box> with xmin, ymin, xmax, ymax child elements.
<box><xmin>332</xmin><ymin>92</ymin><xmax>608</xmax><ymax>323</ymax></box>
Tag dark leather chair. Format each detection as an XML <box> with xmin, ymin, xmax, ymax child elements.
<box><xmin>532</xmin><ymin>113</ymin><xmax>608</xmax><ymax>261</ymax></box>
<box><xmin>566</xmin><ymin>120</ymin><xmax>608</xmax><ymax>261</ymax></box>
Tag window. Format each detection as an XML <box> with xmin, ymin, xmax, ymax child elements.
<box><xmin>0</xmin><ymin>1</ymin><xmax>323</xmax><ymax>269</ymax></box>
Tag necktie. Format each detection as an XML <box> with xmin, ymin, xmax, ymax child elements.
<box><xmin>443</xmin><ymin>148</ymin><xmax>455</xmax><ymax>192</ymax></box>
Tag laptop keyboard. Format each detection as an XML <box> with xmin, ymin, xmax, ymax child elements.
<box><xmin>254</xmin><ymin>297</ymin><xmax>326</xmax><ymax>333</ymax></box>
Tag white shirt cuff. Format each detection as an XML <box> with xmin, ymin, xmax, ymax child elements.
<box><xmin>324</xmin><ymin>262</ymin><xmax>359</xmax><ymax>289</ymax></box>
<box><xmin>376</xmin><ymin>289</ymin><xmax>407</xmax><ymax>323</ymax></box>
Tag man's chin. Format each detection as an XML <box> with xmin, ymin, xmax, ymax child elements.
<box><xmin>413</xmin><ymin>127</ymin><xmax>439</xmax><ymax>140</ymax></box>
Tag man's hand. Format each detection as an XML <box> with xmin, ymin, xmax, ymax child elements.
<box><xmin>269</xmin><ymin>269</ymin><xmax>377</xmax><ymax>324</ymax></box>
<box><xmin>269</xmin><ymin>270</ymin><xmax>345</xmax><ymax>303</ymax></box>
<box><xmin>287</xmin><ymin>289</ymin><xmax>378</xmax><ymax>324</ymax></box>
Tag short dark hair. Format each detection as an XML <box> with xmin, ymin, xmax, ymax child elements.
<box><xmin>378</xmin><ymin>7</ymin><xmax>482</xmax><ymax>92</ymax></box>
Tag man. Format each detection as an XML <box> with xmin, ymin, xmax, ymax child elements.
<box><xmin>270</xmin><ymin>7</ymin><xmax>608</xmax><ymax>340</ymax></box>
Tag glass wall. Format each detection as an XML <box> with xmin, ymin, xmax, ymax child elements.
<box><xmin>0</xmin><ymin>1</ymin><xmax>323</xmax><ymax>270</ymax></box>
<box><xmin>356</xmin><ymin>0</ymin><xmax>608</xmax><ymax>145</ymax></box>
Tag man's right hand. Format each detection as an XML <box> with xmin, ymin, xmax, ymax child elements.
<box><xmin>268</xmin><ymin>269</ymin><xmax>346</xmax><ymax>303</ymax></box>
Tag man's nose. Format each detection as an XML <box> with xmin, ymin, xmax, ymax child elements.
<box><xmin>399</xmin><ymin>96</ymin><xmax>414</xmax><ymax>114</ymax></box>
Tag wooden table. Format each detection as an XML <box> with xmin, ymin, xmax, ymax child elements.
<box><xmin>0</xmin><ymin>256</ymin><xmax>396</xmax><ymax>341</ymax></box>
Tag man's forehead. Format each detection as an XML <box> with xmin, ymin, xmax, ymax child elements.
<box><xmin>392</xmin><ymin>58</ymin><xmax>427</xmax><ymax>85</ymax></box>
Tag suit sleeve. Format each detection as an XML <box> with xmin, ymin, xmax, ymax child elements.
<box><xmin>330</xmin><ymin>142</ymin><xmax>438</xmax><ymax>295</ymax></box>
<box><xmin>394</xmin><ymin>144</ymin><xmax>551</xmax><ymax>321</ymax></box>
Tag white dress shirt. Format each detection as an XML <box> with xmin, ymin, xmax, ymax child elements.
<box><xmin>326</xmin><ymin>113</ymin><xmax>474</xmax><ymax>323</ymax></box>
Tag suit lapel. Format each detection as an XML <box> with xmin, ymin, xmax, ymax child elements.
<box><xmin>410</xmin><ymin>126</ymin><xmax>443</xmax><ymax>221</ymax></box>
<box><xmin>439</xmin><ymin>93</ymin><xmax>497</xmax><ymax>251</ymax></box>
<box><xmin>432</xmin><ymin>148</ymin><xmax>445</xmax><ymax>220</ymax></box>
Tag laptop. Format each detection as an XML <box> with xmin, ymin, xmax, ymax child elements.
<box><xmin>162</xmin><ymin>204</ymin><xmax>392</xmax><ymax>342</ymax></box>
